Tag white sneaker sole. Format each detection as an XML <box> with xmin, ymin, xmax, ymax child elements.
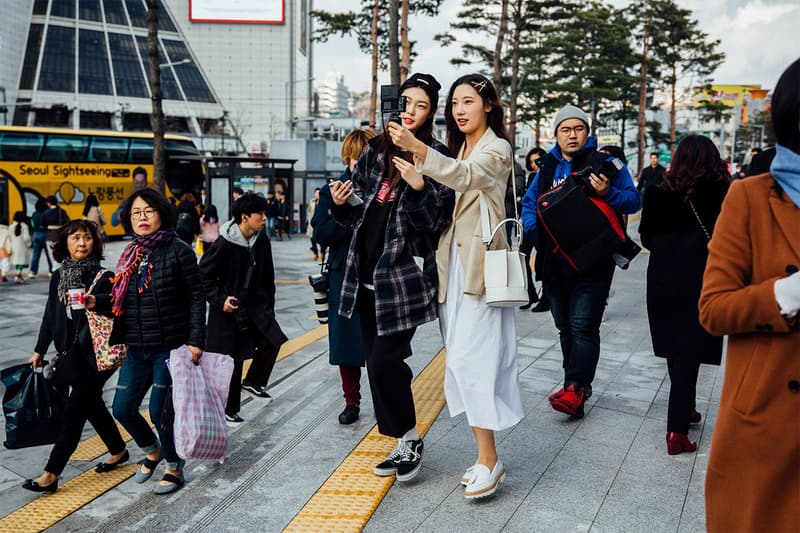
<box><xmin>464</xmin><ymin>470</ymin><xmax>505</xmax><ymax>500</ymax></box>
<box><xmin>373</xmin><ymin>466</ymin><xmax>397</xmax><ymax>477</ymax></box>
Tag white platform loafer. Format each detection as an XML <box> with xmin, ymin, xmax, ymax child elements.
<box><xmin>464</xmin><ymin>461</ymin><xmax>505</xmax><ymax>500</ymax></box>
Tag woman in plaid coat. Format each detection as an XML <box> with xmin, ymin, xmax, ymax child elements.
<box><xmin>330</xmin><ymin>73</ymin><xmax>454</xmax><ymax>483</ymax></box>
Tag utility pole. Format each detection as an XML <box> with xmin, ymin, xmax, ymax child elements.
<box><xmin>219</xmin><ymin>111</ymin><xmax>228</xmax><ymax>155</ymax></box>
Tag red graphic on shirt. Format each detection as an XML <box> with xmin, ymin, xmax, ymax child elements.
<box><xmin>374</xmin><ymin>178</ymin><xmax>397</xmax><ymax>205</ymax></box>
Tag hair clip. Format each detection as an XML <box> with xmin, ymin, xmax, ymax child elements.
<box><xmin>470</xmin><ymin>80</ymin><xmax>487</xmax><ymax>93</ymax></box>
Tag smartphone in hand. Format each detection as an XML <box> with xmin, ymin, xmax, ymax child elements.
<box><xmin>346</xmin><ymin>193</ymin><xmax>364</xmax><ymax>206</ymax></box>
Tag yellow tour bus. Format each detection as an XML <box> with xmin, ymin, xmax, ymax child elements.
<box><xmin>0</xmin><ymin>126</ymin><xmax>204</xmax><ymax>237</ymax></box>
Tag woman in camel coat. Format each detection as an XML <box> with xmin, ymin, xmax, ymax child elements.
<box><xmin>699</xmin><ymin>58</ymin><xmax>800</xmax><ymax>533</ymax></box>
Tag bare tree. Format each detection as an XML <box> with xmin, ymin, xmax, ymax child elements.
<box><xmin>388</xmin><ymin>0</ymin><xmax>400</xmax><ymax>85</ymax></box>
<box><xmin>146</xmin><ymin>0</ymin><xmax>165</xmax><ymax>193</ymax></box>
<box><xmin>400</xmin><ymin>0</ymin><xmax>410</xmax><ymax>83</ymax></box>
<box><xmin>493</xmin><ymin>0</ymin><xmax>509</xmax><ymax>90</ymax></box>
<box><xmin>369</xmin><ymin>0</ymin><xmax>379</xmax><ymax>128</ymax></box>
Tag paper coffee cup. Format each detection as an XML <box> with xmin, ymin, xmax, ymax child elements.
<box><xmin>68</xmin><ymin>287</ymin><xmax>86</xmax><ymax>310</ymax></box>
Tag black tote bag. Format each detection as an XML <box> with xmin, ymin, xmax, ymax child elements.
<box><xmin>1</xmin><ymin>363</ymin><xmax>66</xmax><ymax>449</ymax></box>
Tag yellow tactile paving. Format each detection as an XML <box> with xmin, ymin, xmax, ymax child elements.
<box><xmin>243</xmin><ymin>325</ymin><xmax>328</xmax><ymax>376</ymax></box>
<box><xmin>276</xmin><ymin>279</ymin><xmax>312</xmax><ymax>285</ymax></box>
<box><xmin>284</xmin><ymin>349</ymin><xmax>447</xmax><ymax>533</ymax></box>
<box><xmin>0</xmin><ymin>464</ymin><xmax>138</xmax><ymax>533</ymax></box>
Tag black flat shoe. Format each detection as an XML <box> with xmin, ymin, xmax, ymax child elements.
<box><xmin>531</xmin><ymin>300</ymin><xmax>550</xmax><ymax>313</ymax></box>
<box><xmin>519</xmin><ymin>301</ymin><xmax>533</xmax><ymax>310</ymax></box>
<box><xmin>338</xmin><ymin>404</ymin><xmax>360</xmax><ymax>425</ymax></box>
<box><xmin>22</xmin><ymin>478</ymin><xmax>58</xmax><ymax>493</ymax></box>
<box><xmin>95</xmin><ymin>449</ymin><xmax>130</xmax><ymax>473</ymax></box>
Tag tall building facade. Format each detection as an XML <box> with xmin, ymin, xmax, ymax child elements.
<box><xmin>164</xmin><ymin>0</ymin><xmax>313</xmax><ymax>153</ymax></box>
<box><xmin>315</xmin><ymin>72</ymin><xmax>349</xmax><ymax>117</ymax></box>
<box><xmin>2</xmin><ymin>0</ymin><xmax>229</xmax><ymax>151</ymax></box>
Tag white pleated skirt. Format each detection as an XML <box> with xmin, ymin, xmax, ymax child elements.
<box><xmin>439</xmin><ymin>239</ymin><xmax>524</xmax><ymax>431</ymax></box>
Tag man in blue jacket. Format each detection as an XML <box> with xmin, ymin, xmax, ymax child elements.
<box><xmin>521</xmin><ymin>104</ymin><xmax>641</xmax><ymax>417</ymax></box>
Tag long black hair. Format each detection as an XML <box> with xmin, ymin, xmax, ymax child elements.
<box><xmin>12</xmin><ymin>211</ymin><xmax>26</xmax><ymax>237</ymax></box>
<box><xmin>444</xmin><ymin>74</ymin><xmax>510</xmax><ymax>156</ymax></box>
<box><xmin>771</xmin><ymin>57</ymin><xmax>800</xmax><ymax>153</ymax></box>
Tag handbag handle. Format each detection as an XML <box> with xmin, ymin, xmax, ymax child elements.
<box><xmin>479</xmin><ymin>169</ymin><xmax>521</xmax><ymax>249</ymax></box>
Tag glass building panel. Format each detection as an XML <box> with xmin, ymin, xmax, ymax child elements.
<box><xmin>129</xmin><ymin>138</ymin><xmax>153</xmax><ymax>162</ymax></box>
<box><xmin>79</xmin><ymin>30</ymin><xmax>112</xmax><ymax>95</ymax></box>
<box><xmin>19</xmin><ymin>24</ymin><xmax>44</xmax><ymax>90</ymax></box>
<box><xmin>125</xmin><ymin>0</ymin><xmax>147</xmax><ymax>27</ymax></box>
<box><xmin>79</xmin><ymin>0</ymin><xmax>102</xmax><ymax>21</ymax></box>
<box><xmin>156</xmin><ymin>0</ymin><xmax>177</xmax><ymax>32</ymax></box>
<box><xmin>42</xmin><ymin>135</ymin><xmax>89</xmax><ymax>162</ymax></box>
<box><xmin>122</xmin><ymin>113</ymin><xmax>151</xmax><ymax>132</ymax></box>
<box><xmin>103</xmin><ymin>0</ymin><xmax>127</xmax><ymax>25</ymax></box>
<box><xmin>51</xmin><ymin>1</ymin><xmax>75</xmax><ymax>18</ymax></box>
<box><xmin>162</xmin><ymin>40</ymin><xmax>215</xmax><ymax>103</ymax></box>
<box><xmin>32</xmin><ymin>0</ymin><xmax>49</xmax><ymax>15</ymax></box>
<box><xmin>89</xmin><ymin>136</ymin><xmax>129</xmax><ymax>161</ymax></box>
<box><xmin>135</xmin><ymin>37</ymin><xmax>182</xmax><ymax>100</ymax></box>
<box><xmin>38</xmin><ymin>26</ymin><xmax>75</xmax><ymax>93</ymax></box>
<box><xmin>0</xmin><ymin>132</ymin><xmax>44</xmax><ymax>161</ymax></box>
<box><xmin>108</xmin><ymin>33</ymin><xmax>147</xmax><ymax>97</ymax></box>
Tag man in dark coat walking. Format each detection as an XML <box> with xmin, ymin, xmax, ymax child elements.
<box><xmin>637</xmin><ymin>152</ymin><xmax>666</xmax><ymax>196</ymax></box>
<box><xmin>199</xmin><ymin>192</ymin><xmax>288</xmax><ymax>423</ymax></box>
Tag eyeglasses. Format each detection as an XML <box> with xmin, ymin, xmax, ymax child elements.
<box><xmin>130</xmin><ymin>208</ymin><xmax>157</xmax><ymax>219</ymax></box>
<box><xmin>558</xmin><ymin>125</ymin><xmax>587</xmax><ymax>136</ymax></box>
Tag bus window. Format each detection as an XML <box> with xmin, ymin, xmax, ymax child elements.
<box><xmin>129</xmin><ymin>138</ymin><xmax>153</xmax><ymax>163</ymax></box>
<box><xmin>0</xmin><ymin>132</ymin><xmax>44</xmax><ymax>161</ymax></box>
<box><xmin>42</xmin><ymin>135</ymin><xmax>89</xmax><ymax>162</ymax></box>
<box><xmin>165</xmin><ymin>139</ymin><xmax>202</xmax><ymax>199</ymax></box>
<box><xmin>89</xmin><ymin>136</ymin><xmax>129</xmax><ymax>162</ymax></box>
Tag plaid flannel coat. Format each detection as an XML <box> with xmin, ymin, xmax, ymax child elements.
<box><xmin>333</xmin><ymin>137</ymin><xmax>455</xmax><ymax>336</ymax></box>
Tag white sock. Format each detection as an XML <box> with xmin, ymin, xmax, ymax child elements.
<box><xmin>402</xmin><ymin>427</ymin><xmax>420</xmax><ymax>442</ymax></box>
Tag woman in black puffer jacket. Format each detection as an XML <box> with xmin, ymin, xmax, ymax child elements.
<box><xmin>110</xmin><ymin>188</ymin><xmax>205</xmax><ymax>495</ymax></box>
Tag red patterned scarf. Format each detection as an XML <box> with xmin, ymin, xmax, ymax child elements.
<box><xmin>111</xmin><ymin>229</ymin><xmax>176</xmax><ymax>316</ymax></box>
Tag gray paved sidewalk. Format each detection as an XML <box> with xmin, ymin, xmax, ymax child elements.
<box><xmin>0</xmin><ymin>220</ymin><xmax>720</xmax><ymax>532</ymax></box>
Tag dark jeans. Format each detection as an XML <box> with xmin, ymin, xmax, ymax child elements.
<box><xmin>226</xmin><ymin>342</ymin><xmax>279</xmax><ymax>415</ymax></box>
<box><xmin>547</xmin><ymin>261</ymin><xmax>614</xmax><ymax>387</ymax></box>
<box><xmin>30</xmin><ymin>231</ymin><xmax>52</xmax><ymax>275</ymax></box>
<box><xmin>357</xmin><ymin>287</ymin><xmax>416</xmax><ymax>438</ymax></box>
<box><xmin>339</xmin><ymin>365</ymin><xmax>361</xmax><ymax>406</ymax></box>
<box><xmin>45</xmin><ymin>369</ymin><xmax>125</xmax><ymax>475</ymax></box>
<box><xmin>666</xmin><ymin>358</ymin><xmax>700</xmax><ymax>434</ymax></box>
<box><xmin>112</xmin><ymin>348</ymin><xmax>182</xmax><ymax>470</ymax></box>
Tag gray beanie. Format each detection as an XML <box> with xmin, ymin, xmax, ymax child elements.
<box><xmin>553</xmin><ymin>104</ymin><xmax>590</xmax><ymax>133</ymax></box>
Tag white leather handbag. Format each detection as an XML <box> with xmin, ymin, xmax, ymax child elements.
<box><xmin>479</xmin><ymin>191</ymin><xmax>529</xmax><ymax>308</ymax></box>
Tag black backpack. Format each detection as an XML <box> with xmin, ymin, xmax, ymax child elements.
<box><xmin>537</xmin><ymin>154</ymin><xmax>632</xmax><ymax>272</ymax></box>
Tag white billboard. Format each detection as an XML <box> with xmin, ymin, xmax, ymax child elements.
<box><xmin>190</xmin><ymin>0</ymin><xmax>285</xmax><ymax>24</ymax></box>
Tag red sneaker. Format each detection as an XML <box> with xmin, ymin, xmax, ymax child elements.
<box><xmin>548</xmin><ymin>387</ymin><xmax>565</xmax><ymax>402</ymax></box>
<box><xmin>550</xmin><ymin>383</ymin><xmax>586</xmax><ymax>418</ymax></box>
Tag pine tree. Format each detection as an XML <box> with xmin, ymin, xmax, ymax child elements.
<box><xmin>652</xmin><ymin>3</ymin><xmax>724</xmax><ymax>153</ymax></box>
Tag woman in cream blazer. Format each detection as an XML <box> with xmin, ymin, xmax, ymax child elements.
<box><xmin>389</xmin><ymin>73</ymin><xmax>524</xmax><ymax>501</ymax></box>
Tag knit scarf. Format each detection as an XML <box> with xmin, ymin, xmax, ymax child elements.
<box><xmin>111</xmin><ymin>229</ymin><xmax>175</xmax><ymax>316</ymax></box>
<box><xmin>770</xmin><ymin>144</ymin><xmax>800</xmax><ymax>208</ymax></box>
<box><xmin>58</xmin><ymin>258</ymin><xmax>99</xmax><ymax>306</ymax></box>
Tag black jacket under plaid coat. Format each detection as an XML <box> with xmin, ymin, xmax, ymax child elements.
<box><xmin>333</xmin><ymin>137</ymin><xmax>455</xmax><ymax>336</ymax></box>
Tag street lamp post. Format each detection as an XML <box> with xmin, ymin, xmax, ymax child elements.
<box><xmin>285</xmin><ymin>78</ymin><xmax>314</xmax><ymax>139</ymax></box>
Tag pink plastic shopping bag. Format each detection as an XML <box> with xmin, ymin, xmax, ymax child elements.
<box><xmin>169</xmin><ymin>346</ymin><xmax>234</xmax><ymax>463</ymax></box>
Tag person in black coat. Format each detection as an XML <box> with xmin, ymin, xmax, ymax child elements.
<box><xmin>175</xmin><ymin>192</ymin><xmax>201</xmax><ymax>245</ymax></box>
<box><xmin>637</xmin><ymin>152</ymin><xmax>666</xmax><ymax>196</ymax></box>
<box><xmin>23</xmin><ymin>220</ymin><xmax>127</xmax><ymax>493</ymax></box>
<box><xmin>276</xmin><ymin>190</ymin><xmax>292</xmax><ymax>240</ymax></box>
<box><xmin>110</xmin><ymin>188</ymin><xmax>206</xmax><ymax>495</ymax></box>
<box><xmin>199</xmin><ymin>192</ymin><xmax>288</xmax><ymax>423</ymax></box>
<box><xmin>639</xmin><ymin>135</ymin><xmax>729</xmax><ymax>455</ymax></box>
<box><xmin>311</xmin><ymin>129</ymin><xmax>374</xmax><ymax>425</ymax></box>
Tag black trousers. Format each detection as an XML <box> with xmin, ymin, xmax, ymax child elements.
<box><xmin>357</xmin><ymin>287</ymin><xmax>417</xmax><ymax>438</ymax></box>
<box><xmin>45</xmin><ymin>369</ymin><xmax>125</xmax><ymax>475</ymax></box>
<box><xmin>226</xmin><ymin>341</ymin><xmax>279</xmax><ymax>415</ymax></box>
<box><xmin>520</xmin><ymin>232</ymin><xmax>539</xmax><ymax>304</ymax></box>
<box><xmin>666</xmin><ymin>358</ymin><xmax>700</xmax><ymax>434</ymax></box>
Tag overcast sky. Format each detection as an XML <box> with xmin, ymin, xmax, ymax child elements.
<box><xmin>312</xmin><ymin>0</ymin><xmax>799</xmax><ymax>94</ymax></box>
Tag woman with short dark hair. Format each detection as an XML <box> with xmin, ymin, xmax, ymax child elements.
<box><xmin>23</xmin><ymin>220</ymin><xmax>127</xmax><ymax>493</ymax></box>
<box><xmin>639</xmin><ymin>134</ymin><xmax>730</xmax><ymax>455</ymax></box>
<box><xmin>111</xmin><ymin>188</ymin><xmax>205</xmax><ymax>495</ymax></box>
